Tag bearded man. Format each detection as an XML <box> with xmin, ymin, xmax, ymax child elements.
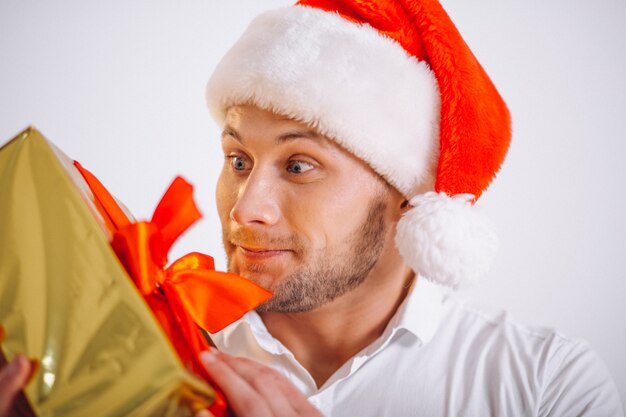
<box><xmin>193</xmin><ymin>1</ymin><xmax>623</xmax><ymax>416</ymax></box>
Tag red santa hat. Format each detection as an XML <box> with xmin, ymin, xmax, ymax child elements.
<box><xmin>206</xmin><ymin>0</ymin><xmax>511</xmax><ymax>287</ymax></box>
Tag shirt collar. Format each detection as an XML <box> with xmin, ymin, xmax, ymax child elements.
<box><xmin>387</xmin><ymin>275</ymin><xmax>447</xmax><ymax>346</ymax></box>
<box><xmin>209</xmin><ymin>309</ymin><xmax>275</xmax><ymax>354</ymax></box>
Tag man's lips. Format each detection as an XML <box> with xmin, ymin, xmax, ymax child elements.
<box><xmin>236</xmin><ymin>245</ymin><xmax>291</xmax><ymax>260</ymax></box>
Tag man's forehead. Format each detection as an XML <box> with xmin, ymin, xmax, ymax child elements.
<box><xmin>225</xmin><ymin>104</ymin><xmax>308</xmax><ymax>126</ymax></box>
<box><xmin>223</xmin><ymin>105</ymin><xmax>331</xmax><ymax>146</ymax></box>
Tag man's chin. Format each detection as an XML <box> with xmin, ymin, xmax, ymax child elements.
<box><xmin>229</xmin><ymin>266</ymin><xmax>280</xmax><ymax>293</ymax></box>
<box><xmin>228</xmin><ymin>255</ymin><xmax>292</xmax><ymax>289</ymax></box>
<box><xmin>254</xmin><ymin>290</ymin><xmax>319</xmax><ymax>314</ymax></box>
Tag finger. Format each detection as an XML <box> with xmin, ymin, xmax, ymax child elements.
<box><xmin>0</xmin><ymin>354</ymin><xmax>32</xmax><ymax>416</ymax></box>
<box><xmin>194</xmin><ymin>409</ymin><xmax>214</xmax><ymax>417</ymax></box>
<box><xmin>217</xmin><ymin>355</ymin><xmax>320</xmax><ymax>416</ymax></box>
<box><xmin>216</xmin><ymin>354</ymin><xmax>300</xmax><ymax>417</ymax></box>
<box><xmin>200</xmin><ymin>350</ymin><xmax>273</xmax><ymax>417</ymax></box>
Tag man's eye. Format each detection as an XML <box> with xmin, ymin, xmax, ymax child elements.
<box><xmin>229</xmin><ymin>155</ymin><xmax>249</xmax><ymax>171</ymax></box>
<box><xmin>286</xmin><ymin>160</ymin><xmax>314</xmax><ymax>174</ymax></box>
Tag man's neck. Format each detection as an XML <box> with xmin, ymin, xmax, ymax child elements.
<box><xmin>259</xmin><ymin>262</ymin><xmax>415</xmax><ymax>388</ymax></box>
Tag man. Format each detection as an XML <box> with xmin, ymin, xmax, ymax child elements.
<box><xmin>196</xmin><ymin>1</ymin><xmax>622</xmax><ymax>415</ymax></box>
<box><xmin>198</xmin><ymin>106</ymin><xmax>625</xmax><ymax>417</ymax></box>
<box><xmin>1</xmin><ymin>0</ymin><xmax>623</xmax><ymax>416</ymax></box>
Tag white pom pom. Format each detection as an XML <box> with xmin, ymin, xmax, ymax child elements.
<box><xmin>395</xmin><ymin>192</ymin><xmax>498</xmax><ymax>288</ymax></box>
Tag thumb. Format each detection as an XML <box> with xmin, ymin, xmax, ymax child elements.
<box><xmin>0</xmin><ymin>354</ymin><xmax>32</xmax><ymax>417</ymax></box>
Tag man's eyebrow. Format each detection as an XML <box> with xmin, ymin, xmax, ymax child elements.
<box><xmin>222</xmin><ymin>126</ymin><xmax>322</xmax><ymax>145</ymax></box>
<box><xmin>275</xmin><ymin>129</ymin><xmax>321</xmax><ymax>144</ymax></box>
<box><xmin>222</xmin><ymin>126</ymin><xmax>242</xmax><ymax>143</ymax></box>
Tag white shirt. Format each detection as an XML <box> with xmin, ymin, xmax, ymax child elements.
<box><xmin>211</xmin><ymin>278</ymin><xmax>624</xmax><ymax>417</ymax></box>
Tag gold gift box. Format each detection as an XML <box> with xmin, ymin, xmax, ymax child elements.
<box><xmin>0</xmin><ymin>128</ymin><xmax>215</xmax><ymax>416</ymax></box>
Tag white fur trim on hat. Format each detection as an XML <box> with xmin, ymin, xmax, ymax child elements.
<box><xmin>206</xmin><ymin>6</ymin><xmax>440</xmax><ymax>197</ymax></box>
<box><xmin>395</xmin><ymin>192</ymin><xmax>498</xmax><ymax>287</ymax></box>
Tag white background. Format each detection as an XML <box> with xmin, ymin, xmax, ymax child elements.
<box><xmin>1</xmin><ymin>0</ymin><xmax>625</xmax><ymax>405</ymax></box>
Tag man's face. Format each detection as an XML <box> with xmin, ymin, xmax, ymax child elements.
<box><xmin>216</xmin><ymin>105</ymin><xmax>405</xmax><ymax>313</ymax></box>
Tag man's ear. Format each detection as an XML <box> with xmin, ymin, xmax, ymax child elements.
<box><xmin>391</xmin><ymin>198</ymin><xmax>411</xmax><ymax>223</ymax></box>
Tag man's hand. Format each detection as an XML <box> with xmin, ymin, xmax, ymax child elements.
<box><xmin>0</xmin><ymin>354</ymin><xmax>32</xmax><ymax>417</ymax></box>
<box><xmin>199</xmin><ymin>349</ymin><xmax>323</xmax><ymax>417</ymax></box>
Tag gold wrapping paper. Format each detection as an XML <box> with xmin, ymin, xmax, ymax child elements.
<box><xmin>0</xmin><ymin>128</ymin><xmax>215</xmax><ymax>416</ymax></box>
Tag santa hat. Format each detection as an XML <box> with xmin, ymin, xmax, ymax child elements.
<box><xmin>206</xmin><ymin>0</ymin><xmax>511</xmax><ymax>288</ymax></box>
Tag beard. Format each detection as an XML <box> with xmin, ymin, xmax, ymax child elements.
<box><xmin>225</xmin><ymin>195</ymin><xmax>388</xmax><ymax>313</ymax></box>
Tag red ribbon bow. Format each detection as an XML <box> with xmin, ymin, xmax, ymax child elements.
<box><xmin>73</xmin><ymin>162</ymin><xmax>271</xmax><ymax>416</ymax></box>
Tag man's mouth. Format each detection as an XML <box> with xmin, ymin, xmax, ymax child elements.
<box><xmin>236</xmin><ymin>245</ymin><xmax>291</xmax><ymax>260</ymax></box>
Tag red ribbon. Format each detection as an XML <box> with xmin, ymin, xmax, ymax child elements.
<box><xmin>73</xmin><ymin>162</ymin><xmax>271</xmax><ymax>416</ymax></box>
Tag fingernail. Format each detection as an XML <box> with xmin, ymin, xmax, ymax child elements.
<box><xmin>200</xmin><ymin>350</ymin><xmax>216</xmax><ymax>363</ymax></box>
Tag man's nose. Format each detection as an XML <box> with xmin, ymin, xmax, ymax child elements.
<box><xmin>230</xmin><ymin>168</ymin><xmax>281</xmax><ymax>226</ymax></box>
